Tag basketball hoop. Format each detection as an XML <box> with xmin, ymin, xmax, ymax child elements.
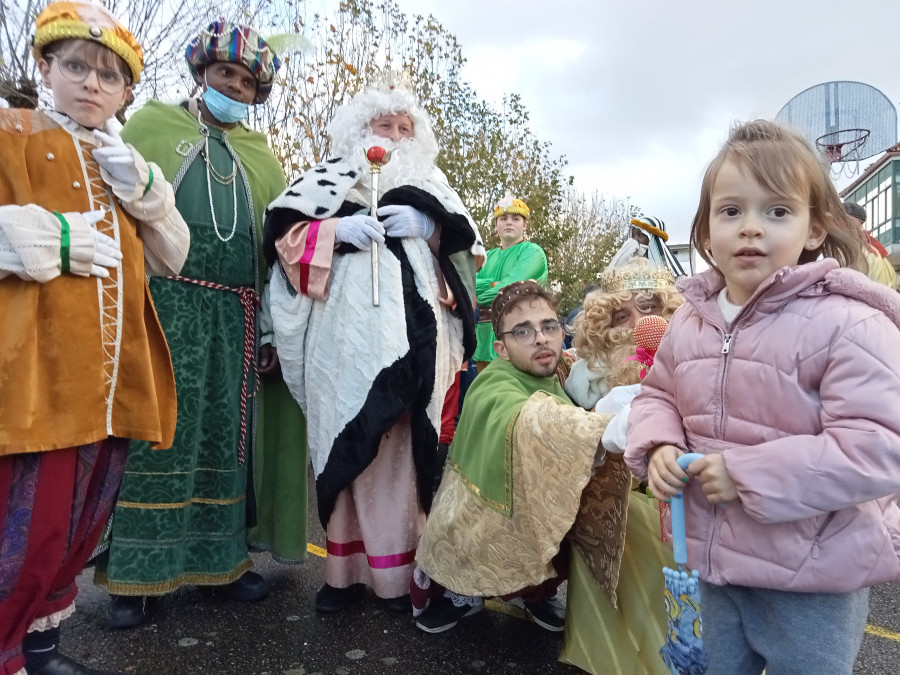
<box><xmin>816</xmin><ymin>128</ymin><xmax>869</xmax><ymax>178</ymax></box>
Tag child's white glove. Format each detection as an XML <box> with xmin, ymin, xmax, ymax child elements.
<box><xmin>601</xmin><ymin>402</ymin><xmax>630</xmax><ymax>454</ymax></box>
<box><xmin>377</xmin><ymin>204</ymin><xmax>435</xmax><ymax>239</ymax></box>
<box><xmin>334</xmin><ymin>214</ymin><xmax>385</xmax><ymax>250</ymax></box>
<box><xmin>92</xmin><ymin>128</ymin><xmax>141</xmax><ymax>201</ymax></box>
<box><xmin>81</xmin><ymin>210</ymin><xmax>123</xmax><ymax>277</ymax></box>
<box><xmin>0</xmin><ymin>206</ymin><xmax>120</xmax><ymax>281</ymax></box>
<box><xmin>67</xmin><ymin>209</ymin><xmax>122</xmax><ymax>278</ymax></box>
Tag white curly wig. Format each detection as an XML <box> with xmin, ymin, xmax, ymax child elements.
<box><xmin>328</xmin><ymin>85</ymin><xmax>439</xmax><ymax>162</ymax></box>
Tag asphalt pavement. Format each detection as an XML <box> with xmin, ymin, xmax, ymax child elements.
<box><xmin>61</xmin><ymin>472</ymin><xmax>900</xmax><ymax>674</ymax></box>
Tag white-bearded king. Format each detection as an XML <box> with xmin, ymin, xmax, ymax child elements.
<box><xmin>263</xmin><ymin>82</ymin><xmax>483</xmax><ymax>613</ymax></box>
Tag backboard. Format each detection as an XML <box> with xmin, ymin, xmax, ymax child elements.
<box><xmin>775</xmin><ymin>81</ymin><xmax>897</xmax><ymax>177</ymax></box>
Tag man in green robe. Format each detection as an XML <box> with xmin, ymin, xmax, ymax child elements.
<box><xmin>96</xmin><ymin>22</ymin><xmax>308</xmax><ymax>628</ymax></box>
<box><xmin>473</xmin><ymin>197</ymin><xmax>548</xmax><ymax>370</ymax></box>
<box><xmin>412</xmin><ymin>281</ymin><xmax>632</xmax><ymax>634</ymax></box>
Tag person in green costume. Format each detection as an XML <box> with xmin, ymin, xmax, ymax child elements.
<box><xmin>95</xmin><ymin>21</ymin><xmax>308</xmax><ymax>629</ymax></box>
<box><xmin>474</xmin><ymin>197</ymin><xmax>548</xmax><ymax>370</ymax></box>
<box><xmin>412</xmin><ymin>281</ymin><xmax>633</xmax><ymax>636</ymax></box>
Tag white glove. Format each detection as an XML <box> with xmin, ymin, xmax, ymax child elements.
<box><xmin>601</xmin><ymin>402</ymin><xmax>630</xmax><ymax>454</ymax></box>
<box><xmin>334</xmin><ymin>214</ymin><xmax>385</xmax><ymax>251</ymax></box>
<box><xmin>594</xmin><ymin>383</ymin><xmax>641</xmax><ymax>415</ymax></box>
<box><xmin>0</xmin><ymin>206</ymin><xmax>120</xmax><ymax>281</ymax></box>
<box><xmin>83</xmin><ymin>211</ymin><xmax>123</xmax><ymax>277</ymax></box>
<box><xmin>68</xmin><ymin>209</ymin><xmax>122</xmax><ymax>278</ymax></box>
<box><xmin>92</xmin><ymin>128</ymin><xmax>141</xmax><ymax>201</ymax></box>
<box><xmin>377</xmin><ymin>204</ymin><xmax>435</xmax><ymax>239</ymax></box>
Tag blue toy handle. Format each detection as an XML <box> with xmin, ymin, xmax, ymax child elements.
<box><xmin>670</xmin><ymin>452</ymin><xmax>704</xmax><ymax>566</ymax></box>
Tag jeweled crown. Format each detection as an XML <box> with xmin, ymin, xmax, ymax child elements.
<box><xmin>367</xmin><ymin>67</ymin><xmax>415</xmax><ymax>93</ymax></box>
<box><xmin>600</xmin><ymin>264</ymin><xmax>675</xmax><ymax>293</ymax></box>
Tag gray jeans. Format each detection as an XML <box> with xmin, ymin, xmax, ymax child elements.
<box><xmin>699</xmin><ymin>581</ymin><xmax>869</xmax><ymax>675</ymax></box>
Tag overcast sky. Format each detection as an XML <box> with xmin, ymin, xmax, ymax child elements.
<box><xmin>394</xmin><ymin>0</ymin><xmax>900</xmax><ymax>245</ymax></box>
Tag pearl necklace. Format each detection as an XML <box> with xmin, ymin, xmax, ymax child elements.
<box><xmin>197</xmin><ymin>109</ymin><xmax>238</xmax><ymax>243</ymax></box>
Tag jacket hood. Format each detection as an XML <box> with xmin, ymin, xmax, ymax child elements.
<box><xmin>677</xmin><ymin>259</ymin><xmax>900</xmax><ymax>330</ymax></box>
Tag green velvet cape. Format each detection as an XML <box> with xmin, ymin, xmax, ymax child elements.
<box><xmin>448</xmin><ymin>357</ymin><xmax>570</xmax><ymax>514</ymax></box>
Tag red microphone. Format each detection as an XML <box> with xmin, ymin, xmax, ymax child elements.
<box><xmin>634</xmin><ymin>315</ymin><xmax>668</xmax><ymax>355</ymax></box>
<box><xmin>629</xmin><ymin>315</ymin><xmax>669</xmax><ymax>378</ymax></box>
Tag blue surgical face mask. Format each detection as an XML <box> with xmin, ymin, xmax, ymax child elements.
<box><xmin>202</xmin><ymin>84</ymin><xmax>250</xmax><ymax>124</ymax></box>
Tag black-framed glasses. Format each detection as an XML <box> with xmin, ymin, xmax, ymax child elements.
<box><xmin>498</xmin><ymin>320</ymin><xmax>562</xmax><ymax>345</ymax></box>
<box><xmin>47</xmin><ymin>56</ymin><xmax>131</xmax><ymax>94</ymax></box>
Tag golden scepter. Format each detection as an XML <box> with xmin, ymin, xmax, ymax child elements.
<box><xmin>366</xmin><ymin>145</ymin><xmax>390</xmax><ymax>306</ymax></box>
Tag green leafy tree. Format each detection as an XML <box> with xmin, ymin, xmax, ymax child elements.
<box><xmin>1</xmin><ymin>0</ymin><xmax>638</xmax><ymax>301</ymax></box>
<box><xmin>261</xmin><ymin>0</ymin><xmax>633</xmax><ymax>304</ymax></box>
<box><xmin>548</xmin><ymin>191</ymin><xmax>639</xmax><ymax>314</ymax></box>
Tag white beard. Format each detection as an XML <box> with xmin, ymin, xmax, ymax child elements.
<box><xmin>332</xmin><ymin>131</ymin><xmax>485</xmax><ymax>259</ymax></box>
<box><xmin>347</xmin><ymin>131</ymin><xmax>439</xmax><ymax>198</ymax></box>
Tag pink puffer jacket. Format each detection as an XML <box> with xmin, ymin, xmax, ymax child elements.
<box><xmin>625</xmin><ymin>259</ymin><xmax>900</xmax><ymax>593</ymax></box>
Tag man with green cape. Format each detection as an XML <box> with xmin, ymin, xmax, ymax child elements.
<box><xmin>412</xmin><ymin>281</ymin><xmax>632</xmax><ymax>634</ymax></box>
<box><xmin>96</xmin><ymin>21</ymin><xmax>308</xmax><ymax>628</ymax></box>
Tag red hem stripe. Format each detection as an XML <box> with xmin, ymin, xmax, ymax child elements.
<box><xmin>325</xmin><ymin>539</ymin><xmax>417</xmax><ymax>569</ymax></box>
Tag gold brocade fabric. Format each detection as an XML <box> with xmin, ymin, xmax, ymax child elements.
<box><xmin>560</xmin><ymin>494</ymin><xmax>674</xmax><ymax>675</ymax></box>
<box><xmin>417</xmin><ymin>393</ymin><xmax>627</xmax><ymax>597</ymax></box>
<box><xmin>570</xmin><ymin>453</ymin><xmax>633</xmax><ymax>606</ymax></box>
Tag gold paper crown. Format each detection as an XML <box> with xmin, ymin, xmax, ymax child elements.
<box><xmin>601</xmin><ymin>263</ymin><xmax>675</xmax><ymax>294</ymax></box>
<box><xmin>493</xmin><ymin>196</ymin><xmax>530</xmax><ymax>220</ymax></box>
<box><xmin>31</xmin><ymin>2</ymin><xmax>143</xmax><ymax>83</ymax></box>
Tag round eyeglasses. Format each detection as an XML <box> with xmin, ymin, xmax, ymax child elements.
<box><xmin>47</xmin><ymin>56</ymin><xmax>131</xmax><ymax>94</ymax></box>
<box><xmin>498</xmin><ymin>321</ymin><xmax>562</xmax><ymax>345</ymax></box>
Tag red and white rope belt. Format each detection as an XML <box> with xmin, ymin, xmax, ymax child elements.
<box><xmin>167</xmin><ymin>275</ymin><xmax>259</xmax><ymax>465</ymax></box>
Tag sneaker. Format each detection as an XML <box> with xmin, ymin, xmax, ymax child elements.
<box><xmin>315</xmin><ymin>583</ymin><xmax>365</xmax><ymax>613</ymax></box>
<box><xmin>524</xmin><ymin>597</ymin><xmax>566</xmax><ymax>632</ymax></box>
<box><xmin>415</xmin><ymin>596</ymin><xmax>483</xmax><ymax>634</ymax></box>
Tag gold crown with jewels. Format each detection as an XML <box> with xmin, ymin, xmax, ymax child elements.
<box><xmin>600</xmin><ymin>260</ymin><xmax>675</xmax><ymax>293</ymax></box>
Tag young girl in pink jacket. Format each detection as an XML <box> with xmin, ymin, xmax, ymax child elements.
<box><xmin>625</xmin><ymin>119</ymin><xmax>900</xmax><ymax>675</ymax></box>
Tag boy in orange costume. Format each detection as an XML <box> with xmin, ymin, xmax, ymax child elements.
<box><xmin>0</xmin><ymin>3</ymin><xmax>189</xmax><ymax>673</ymax></box>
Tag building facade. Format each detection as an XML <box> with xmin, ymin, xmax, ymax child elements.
<box><xmin>841</xmin><ymin>142</ymin><xmax>900</xmax><ymax>271</ymax></box>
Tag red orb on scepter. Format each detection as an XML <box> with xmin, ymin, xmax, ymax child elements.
<box><xmin>366</xmin><ymin>146</ymin><xmax>388</xmax><ymax>164</ymax></box>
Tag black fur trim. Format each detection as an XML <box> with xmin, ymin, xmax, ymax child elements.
<box><xmin>380</xmin><ymin>186</ymin><xmax>477</xmax><ymax>360</ymax></box>
<box><xmin>316</xmin><ymin>238</ymin><xmax>439</xmax><ymax>527</ymax></box>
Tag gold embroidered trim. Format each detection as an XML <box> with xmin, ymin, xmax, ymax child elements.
<box><xmin>95</xmin><ymin>559</ymin><xmax>252</xmax><ymax>595</ymax></box>
<box><xmin>115</xmin><ymin>495</ymin><xmax>246</xmax><ymax>509</ymax></box>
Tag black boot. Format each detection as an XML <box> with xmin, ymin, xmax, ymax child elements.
<box><xmin>22</xmin><ymin>626</ymin><xmax>58</xmax><ymax>673</ymax></box>
<box><xmin>106</xmin><ymin>595</ymin><xmax>147</xmax><ymax>629</ymax></box>
<box><xmin>24</xmin><ymin>626</ymin><xmax>122</xmax><ymax>674</ymax></box>
<box><xmin>315</xmin><ymin>583</ymin><xmax>365</xmax><ymax>613</ymax></box>
<box><xmin>225</xmin><ymin>571</ymin><xmax>271</xmax><ymax>602</ymax></box>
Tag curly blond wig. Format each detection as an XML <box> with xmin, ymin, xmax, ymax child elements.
<box><xmin>573</xmin><ymin>286</ymin><xmax>684</xmax><ymax>389</ymax></box>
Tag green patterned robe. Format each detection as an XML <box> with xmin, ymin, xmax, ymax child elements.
<box><xmin>96</xmin><ymin>101</ymin><xmax>308</xmax><ymax>595</ymax></box>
